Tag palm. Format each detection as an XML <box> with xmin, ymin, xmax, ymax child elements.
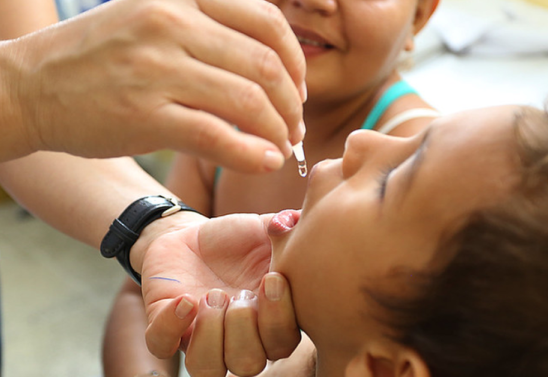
<box><xmin>141</xmin><ymin>213</ymin><xmax>272</xmax><ymax>316</ymax></box>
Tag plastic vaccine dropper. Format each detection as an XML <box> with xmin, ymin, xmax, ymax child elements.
<box><xmin>292</xmin><ymin>141</ymin><xmax>308</xmax><ymax>177</ymax></box>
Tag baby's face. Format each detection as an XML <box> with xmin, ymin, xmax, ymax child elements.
<box><xmin>268</xmin><ymin>106</ymin><xmax>523</xmax><ymax>369</ymax></box>
<box><xmin>267</xmin><ymin>0</ymin><xmax>424</xmax><ymax>100</ymax></box>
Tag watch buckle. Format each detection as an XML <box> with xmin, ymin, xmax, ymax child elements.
<box><xmin>160</xmin><ymin>196</ymin><xmax>182</xmax><ymax>217</ymax></box>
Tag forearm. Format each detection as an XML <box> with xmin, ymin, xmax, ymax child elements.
<box><xmin>0</xmin><ymin>152</ymin><xmax>175</xmax><ymax>248</ymax></box>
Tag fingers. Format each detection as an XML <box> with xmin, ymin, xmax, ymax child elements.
<box><xmin>198</xmin><ymin>0</ymin><xmax>306</xmax><ymax>99</ymax></box>
<box><xmin>258</xmin><ymin>273</ymin><xmax>301</xmax><ymax>360</ymax></box>
<box><xmin>224</xmin><ymin>290</ymin><xmax>267</xmax><ymax>376</ymax></box>
<box><xmin>185</xmin><ymin>289</ymin><xmax>229</xmax><ymax>377</ymax></box>
<box><xmin>186</xmin><ymin>279</ymin><xmax>299</xmax><ymax>377</ymax></box>
<box><xmin>198</xmin><ymin>0</ymin><xmax>307</xmax><ymax>132</ymax></box>
<box><xmin>184</xmin><ymin>0</ymin><xmax>306</xmax><ymax>145</ymax></box>
<box><xmin>145</xmin><ymin>294</ymin><xmax>198</xmax><ymax>359</ymax></box>
<box><xmin>186</xmin><ymin>289</ymin><xmax>268</xmax><ymax>377</ymax></box>
<box><xmin>155</xmin><ymin>104</ymin><xmax>287</xmax><ymax>173</ymax></box>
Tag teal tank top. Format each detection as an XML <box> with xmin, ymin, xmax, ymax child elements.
<box><xmin>361</xmin><ymin>80</ymin><xmax>418</xmax><ymax>130</ymax></box>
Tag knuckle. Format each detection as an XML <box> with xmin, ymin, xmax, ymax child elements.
<box><xmin>145</xmin><ymin>335</ymin><xmax>170</xmax><ymax>360</ymax></box>
<box><xmin>136</xmin><ymin>1</ymin><xmax>170</xmax><ymax>28</ymax></box>
<box><xmin>127</xmin><ymin>46</ymin><xmax>164</xmax><ymax>74</ymax></box>
<box><xmin>256</xmin><ymin>48</ymin><xmax>285</xmax><ymax>88</ymax></box>
<box><xmin>286</xmin><ymin>99</ymin><xmax>303</xmax><ymax>123</ymax></box>
<box><xmin>260</xmin><ymin>2</ymin><xmax>288</xmax><ymax>34</ymax></box>
<box><xmin>191</xmin><ymin>118</ymin><xmax>223</xmax><ymax>151</ymax></box>
<box><xmin>236</xmin><ymin>82</ymin><xmax>267</xmax><ymax>116</ymax></box>
<box><xmin>134</xmin><ymin>0</ymin><xmax>184</xmax><ymax>34</ymax></box>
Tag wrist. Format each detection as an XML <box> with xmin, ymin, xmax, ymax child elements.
<box><xmin>0</xmin><ymin>40</ymin><xmax>36</xmax><ymax>161</ymax></box>
<box><xmin>100</xmin><ymin>195</ymin><xmax>203</xmax><ymax>285</ymax></box>
<box><xmin>129</xmin><ymin>209</ymin><xmax>206</xmax><ymax>279</ymax></box>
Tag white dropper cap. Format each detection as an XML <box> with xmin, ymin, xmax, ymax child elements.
<box><xmin>292</xmin><ymin>141</ymin><xmax>305</xmax><ymax>162</ymax></box>
<box><xmin>292</xmin><ymin>141</ymin><xmax>307</xmax><ymax>177</ymax></box>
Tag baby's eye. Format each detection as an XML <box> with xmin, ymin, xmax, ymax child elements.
<box><xmin>376</xmin><ymin>166</ymin><xmax>395</xmax><ymax>200</ymax></box>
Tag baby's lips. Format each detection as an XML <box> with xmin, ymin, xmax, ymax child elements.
<box><xmin>267</xmin><ymin>209</ymin><xmax>301</xmax><ymax>237</ymax></box>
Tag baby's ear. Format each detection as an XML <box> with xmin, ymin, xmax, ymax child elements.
<box><xmin>345</xmin><ymin>347</ymin><xmax>430</xmax><ymax>377</ymax></box>
<box><xmin>393</xmin><ymin>349</ymin><xmax>430</xmax><ymax>377</ymax></box>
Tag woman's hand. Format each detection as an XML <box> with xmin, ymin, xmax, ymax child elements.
<box><xmin>132</xmin><ymin>212</ymin><xmax>299</xmax><ymax>363</ymax></box>
<box><xmin>1</xmin><ymin>0</ymin><xmax>306</xmax><ymax>170</ymax></box>
<box><xmin>184</xmin><ymin>274</ymin><xmax>301</xmax><ymax>377</ymax></box>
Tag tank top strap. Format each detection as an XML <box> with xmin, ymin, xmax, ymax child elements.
<box><xmin>376</xmin><ymin>108</ymin><xmax>441</xmax><ymax>135</ymax></box>
<box><xmin>361</xmin><ymin>81</ymin><xmax>418</xmax><ymax>131</ymax></box>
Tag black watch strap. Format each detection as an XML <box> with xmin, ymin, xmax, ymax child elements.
<box><xmin>100</xmin><ymin>195</ymin><xmax>200</xmax><ymax>285</ymax></box>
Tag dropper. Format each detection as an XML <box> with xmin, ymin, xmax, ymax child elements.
<box><xmin>292</xmin><ymin>141</ymin><xmax>308</xmax><ymax>177</ymax></box>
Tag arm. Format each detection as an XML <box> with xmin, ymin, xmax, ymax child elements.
<box><xmin>0</xmin><ymin>153</ymin><xmax>173</xmax><ymax>248</ymax></box>
<box><xmin>0</xmin><ymin>0</ymin><xmax>306</xmax><ymax>171</ymax></box>
<box><xmin>165</xmin><ymin>153</ymin><xmax>217</xmax><ymax>216</ymax></box>
<box><xmin>103</xmin><ymin>152</ymin><xmax>216</xmax><ymax>377</ymax></box>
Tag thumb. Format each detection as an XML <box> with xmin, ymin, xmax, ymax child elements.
<box><xmin>145</xmin><ymin>294</ymin><xmax>198</xmax><ymax>359</ymax></box>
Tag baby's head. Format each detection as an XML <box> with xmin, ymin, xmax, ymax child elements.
<box><xmin>266</xmin><ymin>0</ymin><xmax>439</xmax><ymax>101</ymax></box>
<box><xmin>268</xmin><ymin>105</ymin><xmax>548</xmax><ymax>376</ymax></box>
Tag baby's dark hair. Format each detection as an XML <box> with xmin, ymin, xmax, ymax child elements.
<box><xmin>368</xmin><ymin>105</ymin><xmax>548</xmax><ymax>377</ymax></box>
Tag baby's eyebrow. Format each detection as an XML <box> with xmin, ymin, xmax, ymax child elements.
<box><xmin>401</xmin><ymin>128</ymin><xmax>432</xmax><ymax>194</ymax></box>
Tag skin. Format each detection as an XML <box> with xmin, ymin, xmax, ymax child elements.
<box><xmin>268</xmin><ymin>105</ymin><xmax>523</xmax><ymax>376</ymax></box>
<box><xmin>0</xmin><ymin>0</ymin><xmax>308</xmax><ymax>364</ymax></box>
<box><xmin>166</xmin><ymin>0</ymin><xmax>439</xmax><ymax>215</ymax></box>
<box><xmin>104</xmin><ymin>0</ymin><xmax>440</xmax><ymax>375</ymax></box>
<box><xmin>0</xmin><ymin>0</ymin><xmax>306</xmax><ymax>171</ymax></box>
<box><xmin>131</xmin><ymin>105</ymin><xmax>529</xmax><ymax>377</ymax></box>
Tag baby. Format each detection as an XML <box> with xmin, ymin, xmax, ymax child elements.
<box><xmin>174</xmin><ymin>104</ymin><xmax>548</xmax><ymax>377</ymax></box>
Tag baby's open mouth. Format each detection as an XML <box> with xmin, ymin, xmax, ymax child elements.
<box><xmin>267</xmin><ymin>209</ymin><xmax>301</xmax><ymax>236</ymax></box>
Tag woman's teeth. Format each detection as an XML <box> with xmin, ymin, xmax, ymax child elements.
<box><xmin>297</xmin><ymin>35</ymin><xmax>330</xmax><ymax>48</ymax></box>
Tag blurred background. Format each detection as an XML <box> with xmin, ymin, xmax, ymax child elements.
<box><xmin>1</xmin><ymin>0</ymin><xmax>548</xmax><ymax>376</ymax></box>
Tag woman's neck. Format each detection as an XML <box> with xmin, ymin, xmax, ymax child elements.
<box><xmin>302</xmin><ymin>73</ymin><xmax>402</xmax><ymax>144</ymax></box>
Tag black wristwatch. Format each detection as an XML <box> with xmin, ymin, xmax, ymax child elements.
<box><xmin>100</xmin><ymin>195</ymin><xmax>200</xmax><ymax>285</ymax></box>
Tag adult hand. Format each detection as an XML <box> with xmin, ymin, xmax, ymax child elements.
<box><xmin>1</xmin><ymin>0</ymin><xmax>306</xmax><ymax>171</ymax></box>
<box><xmin>184</xmin><ymin>273</ymin><xmax>300</xmax><ymax>377</ymax></box>
<box><xmin>130</xmin><ymin>212</ymin><xmax>300</xmax><ymax>365</ymax></box>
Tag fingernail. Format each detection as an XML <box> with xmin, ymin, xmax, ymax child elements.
<box><xmin>290</xmin><ymin>121</ymin><xmax>306</xmax><ymax>147</ymax></box>
<box><xmin>298</xmin><ymin>120</ymin><xmax>307</xmax><ymax>140</ymax></box>
<box><xmin>233</xmin><ymin>290</ymin><xmax>256</xmax><ymax>301</ymax></box>
<box><xmin>264</xmin><ymin>274</ymin><xmax>284</xmax><ymax>302</ymax></box>
<box><xmin>263</xmin><ymin>150</ymin><xmax>285</xmax><ymax>171</ymax></box>
<box><xmin>300</xmin><ymin>82</ymin><xmax>308</xmax><ymax>103</ymax></box>
<box><xmin>175</xmin><ymin>297</ymin><xmax>194</xmax><ymax>319</ymax></box>
<box><xmin>207</xmin><ymin>289</ymin><xmax>227</xmax><ymax>309</ymax></box>
<box><xmin>285</xmin><ymin>140</ymin><xmax>293</xmax><ymax>157</ymax></box>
